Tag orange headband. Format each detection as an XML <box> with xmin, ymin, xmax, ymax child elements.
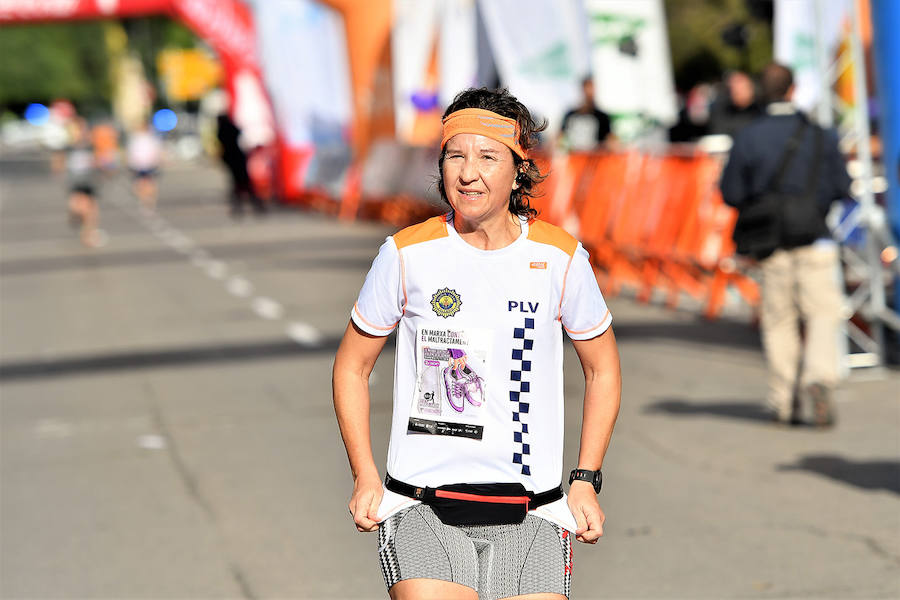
<box><xmin>441</xmin><ymin>108</ymin><xmax>527</xmax><ymax>159</ymax></box>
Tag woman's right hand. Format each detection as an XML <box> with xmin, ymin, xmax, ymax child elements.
<box><xmin>349</xmin><ymin>472</ymin><xmax>384</xmax><ymax>532</ymax></box>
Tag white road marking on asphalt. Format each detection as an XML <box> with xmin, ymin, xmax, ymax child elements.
<box><xmin>171</xmin><ymin>235</ymin><xmax>194</xmax><ymax>253</ymax></box>
<box><xmin>205</xmin><ymin>260</ymin><xmax>227</xmax><ymax>280</ymax></box>
<box><xmin>136</xmin><ymin>435</ymin><xmax>167</xmax><ymax>450</ymax></box>
<box><xmin>118</xmin><ymin>197</ymin><xmax>323</xmax><ymax>343</ymax></box>
<box><xmin>191</xmin><ymin>249</ymin><xmax>211</xmax><ymax>267</ymax></box>
<box><xmin>286</xmin><ymin>321</ymin><xmax>323</xmax><ymax>346</ymax></box>
<box><xmin>34</xmin><ymin>419</ymin><xmax>73</xmax><ymax>439</ymax></box>
<box><xmin>226</xmin><ymin>276</ymin><xmax>253</xmax><ymax>298</ymax></box>
<box><xmin>252</xmin><ymin>297</ymin><xmax>284</xmax><ymax>320</ymax></box>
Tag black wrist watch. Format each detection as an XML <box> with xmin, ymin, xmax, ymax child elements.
<box><xmin>569</xmin><ymin>468</ymin><xmax>602</xmax><ymax>493</ymax></box>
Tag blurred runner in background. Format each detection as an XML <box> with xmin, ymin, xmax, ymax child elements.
<box><xmin>66</xmin><ymin>118</ymin><xmax>104</xmax><ymax>248</ymax></box>
<box><xmin>91</xmin><ymin>121</ymin><xmax>120</xmax><ymax>174</ymax></box>
<box><xmin>127</xmin><ymin>121</ymin><xmax>163</xmax><ymax>213</ymax></box>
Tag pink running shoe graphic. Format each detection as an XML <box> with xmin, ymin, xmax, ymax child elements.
<box><xmin>460</xmin><ymin>365</ymin><xmax>485</xmax><ymax>406</ymax></box>
<box><xmin>443</xmin><ymin>366</ymin><xmax>466</xmax><ymax>412</ymax></box>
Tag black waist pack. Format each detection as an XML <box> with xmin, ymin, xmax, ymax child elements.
<box><xmin>385</xmin><ymin>474</ymin><xmax>563</xmax><ymax>527</ymax></box>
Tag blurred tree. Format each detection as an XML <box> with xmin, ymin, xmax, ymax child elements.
<box><xmin>0</xmin><ymin>18</ymin><xmax>198</xmax><ymax>114</ymax></box>
<box><xmin>122</xmin><ymin>17</ymin><xmax>198</xmax><ymax>92</ymax></box>
<box><xmin>665</xmin><ymin>0</ymin><xmax>773</xmax><ymax>90</ymax></box>
<box><xmin>0</xmin><ymin>22</ymin><xmax>112</xmax><ymax>111</ymax></box>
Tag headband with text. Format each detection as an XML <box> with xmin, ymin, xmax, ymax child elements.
<box><xmin>440</xmin><ymin>108</ymin><xmax>527</xmax><ymax>159</ymax></box>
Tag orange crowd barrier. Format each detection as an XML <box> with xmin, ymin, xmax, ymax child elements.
<box><xmin>291</xmin><ymin>143</ymin><xmax>759</xmax><ymax>320</ymax></box>
<box><xmin>544</xmin><ymin>148</ymin><xmax>759</xmax><ymax>318</ymax></box>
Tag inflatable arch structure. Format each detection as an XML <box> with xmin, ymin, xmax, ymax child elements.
<box><xmin>0</xmin><ymin>0</ymin><xmax>394</xmax><ymax>201</ymax></box>
<box><xmin>0</xmin><ymin>0</ymin><xmax>272</xmax><ymax>143</ymax></box>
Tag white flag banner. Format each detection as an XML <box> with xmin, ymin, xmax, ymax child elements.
<box><xmin>774</xmin><ymin>0</ymin><xmax>851</xmax><ymax>112</ymax></box>
<box><xmin>392</xmin><ymin>0</ymin><xmax>441</xmax><ymax>141</ymax></box>
<box><xmin>585</xmin><ymin>0</ymin><xmax>677</xmax><ymax>129</ymax></box>
<box><xmin>477</xmin><ymin>0</ymin><xmax>591</xmax><ymax>135</ymax></box>
<box><xmin>439</xmin><ymin>0</ymin><xmax>479</xmax><ymax>107</ymax></box>
<box><xmin>254</xmin><ymin>0</ymin><xmax>352</xmax><ymax>147</ymax></box>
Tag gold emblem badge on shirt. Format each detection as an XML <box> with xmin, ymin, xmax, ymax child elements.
<box><xmin>430</xmin><ymin>288</ymin><xmax>462</xmax><ymax>318</ymax></box>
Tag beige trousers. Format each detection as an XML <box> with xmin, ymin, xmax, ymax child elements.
<box><xmin>759</xmin><ymin>244</ymin><xmax>844</xmax><ymax>419</ymax></box>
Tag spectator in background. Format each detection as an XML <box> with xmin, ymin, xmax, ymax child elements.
<box><xmin>720</xmin><ymin>63</ymin><xmax>850</xmax><ymax>428</ymax></box>
<box><xmin>669</xmin><ymin>83</ymin><xmax>712</xmax><ymax>143</ymax></box>
<box><xmin>559</xmin><ymin>76</ymin><xmax>612</xmax><ymax>151</ymax></box>
<box><xmin>126</xmin><ymin>121</ymin><xmax>163</xmax><ymax>213</ymax></box>
<box><xmin>709</xmin><ymin>70</ymin><xmax>762</xmax><ymax>139</ymax></box>
<box><xmin>216</xmin><ymin>111</ymin><xmax>266</xmax><ymax>218</ymax></box>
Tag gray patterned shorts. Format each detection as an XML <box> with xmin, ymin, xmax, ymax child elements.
<box><xmin>377</xmin><ymin>504</ymin><xmax>573</xmax><ymax>599</ymax></box>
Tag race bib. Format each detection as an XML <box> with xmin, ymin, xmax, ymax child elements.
<box><xmin>408</xmin><ymin>325</ymin><xmax>492</xmax><ymax>440</ymax></box>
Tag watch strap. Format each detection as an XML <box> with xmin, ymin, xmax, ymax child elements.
<box><xmin>569</xmin><ymin>468</ymin><xmax>602</xmax><ymax>493</ymax></box>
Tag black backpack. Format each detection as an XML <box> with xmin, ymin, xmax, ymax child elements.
<box><xmin>732</xmin><ymin>116</ymin><xmax>826</xmax><ymax>259</ymax></box>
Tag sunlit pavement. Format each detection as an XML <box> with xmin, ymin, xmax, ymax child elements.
<box><xmin>2</xmin><ymin>152</ymin><xmax>898</xmax><ymax>599</ymax></box>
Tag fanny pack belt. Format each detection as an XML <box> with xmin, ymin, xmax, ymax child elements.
<box><xmin>385</xmin><ymin>473</ymin><xmax>563</xmax><ymax>510</ymax></box>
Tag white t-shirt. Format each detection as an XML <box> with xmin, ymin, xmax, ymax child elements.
<box><xmin>127</xmin><ymin>131</ymin><xmax>162</xmax><ymax>171</ymax></box>
<box><xmin>351</xmin><ymin>214</ymin><xmax>612</xmax><ymax>530</ymax></box>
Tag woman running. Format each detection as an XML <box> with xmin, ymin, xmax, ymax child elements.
<box><xmin>333</xmin><ymin>87</ymin><xmax>621</xmax><ymax>600</ymax></box>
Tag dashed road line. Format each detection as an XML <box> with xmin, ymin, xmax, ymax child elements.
<box><xmin>252</xmin><ymin>297</ymin><xmax>284</xmax><ymax>320</ymax></box>
<box><xmin>112</xmin><ymin>184</ymin><xmax>323</xmax><ymax>348</ymax></box>
<box><xmin>286</xmin><ymin>321</ymin><xmax>323</xmax><ymax>345</ymax></box>
<box><xmin>226</xmin><ymin>276</ymin><xmax>253</xmax><ymax>298</ymax></box>
<box><xmin>205</xmin><ymin>260</ymin><xmax>227</xmax><ymax>280</ymax></box>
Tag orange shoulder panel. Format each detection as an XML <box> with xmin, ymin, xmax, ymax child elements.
<box><xmin>527</xmin><ymin>220</ymin><xmax>578</xmax><ymax>256</ymax></box>
<box><xmin>393</xmin><ymin>215</ymin><xmax>449</xmax><ymax>249</ymax></box>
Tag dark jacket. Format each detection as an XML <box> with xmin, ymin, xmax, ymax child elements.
<box><xmin>720</xmin><ymin>108</ymin><xmax>851</xmax><ymax>228</ymax></box>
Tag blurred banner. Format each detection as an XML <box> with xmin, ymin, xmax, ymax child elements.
<box><xmin>157</xmin><ymin>49</ymin><xmax>222</xmax><ymax>102</ymax></box>
<box><xmin>871</xmin><ymin>0</ymin><xmax>900</xmax><ymax>244</ymax></box>
<box><xmin>584</xmin><ymin>0</ymin><xmax>677</xmax><ymax>134</ymax></box>
<box><xmin>255</xmin><ymin>0</ymin><xmax>352</xmax><ymax>148</ymax></box>
<box><xmin>254</xmin><ymin>0</ymin><xmax>353</xmax><ymax>195</ymax></box>
<box><xmin>392</xmin><ymin>0</ymin><xmax>440</xmax><ymax>142</ymax></box>
<box><xmin>438</xmin><ymin>0</ymin><xmax>479</xmax><ymax>109</ymax></box>
<box><xmin>478</xmin><ymin>0</ymin><xmax>590</xmax><ymax>132</ymax></box>
<box><xmin>773</xmin><ymin>0</ymin><xmax>852</xmax><ymax>112</ymax></box>
<box><xmin>0</xmin><ymin>0</ymin><xmax>166</xmax><ymax>20</ymax></box>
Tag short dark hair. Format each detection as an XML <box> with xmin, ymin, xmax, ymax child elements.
<box><xmin>437</xmin><ymin>87</ymin><xmax>547</xmax><ymax>221</ymax></box>
<box><xmin>760</xmin><ymin>63</ymin><xmax>794</xmax><ymax>103</ymax></box>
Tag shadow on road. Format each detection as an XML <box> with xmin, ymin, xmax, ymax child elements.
<box><xmin>614</xmin><ymin>319</ymin><xmax>761</xmax><ymax>351</ymax></box>
<box><xmin>0</xmin><ymin>236</ymin><xmax>384</xmax><ymax>277</ymax></box>
<box><xmin>644</xmin><ymin>397</ymin><xmax>772</xmax><ymax>423</ymax></box>
<box><xmin>0</xmin><ymin>335</ymin><xmax>358</xmax><ymax>381</ymax></box>
<box><xmin>777</xmin><ymin>455</ymin><xmax>900</xmax><ymax>495</ymax></box>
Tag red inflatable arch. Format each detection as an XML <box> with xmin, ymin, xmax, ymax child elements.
<box><xmin>1</xmin><ymin>0</ymin><xmax>399</xmax><ymax>202</ymax></box>
<box><xmin>1</xmin><ymin>0</ymin><xmax>277</xmax><ymax>189</ymax></box>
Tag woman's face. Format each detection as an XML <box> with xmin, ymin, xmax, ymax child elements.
<box><xmin>442</xmin><ymin>133</ymin><xmax>518</xmax><ymax>225</ymax></box>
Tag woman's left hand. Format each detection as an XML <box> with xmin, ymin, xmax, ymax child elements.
<box><xmin>567</xmin><ymin>481</ymin><xmax>605</xmax><ymax>544</ymax></box>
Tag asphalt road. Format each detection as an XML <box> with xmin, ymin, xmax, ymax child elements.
<box><xmin>1</xmin><ymin>152</ymin><xmax>898</xmax><ymax>599</ymax></box>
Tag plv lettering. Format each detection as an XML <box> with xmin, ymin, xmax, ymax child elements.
<box><xmin>508</xmin><ymin>301</ymin><xmax>539</xmax><ymax>313</ymax></box>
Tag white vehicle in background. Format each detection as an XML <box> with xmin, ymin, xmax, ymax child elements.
<box><xmin>0</xmin><ymin>119</ymin><xmax>67</xmax><ymax>151</ymax></box>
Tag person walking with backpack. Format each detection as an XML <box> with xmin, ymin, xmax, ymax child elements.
<box><xmin>720</xmin><ymin>63</ymin><xmax>851</xmax><ymax>427</ymax></box>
